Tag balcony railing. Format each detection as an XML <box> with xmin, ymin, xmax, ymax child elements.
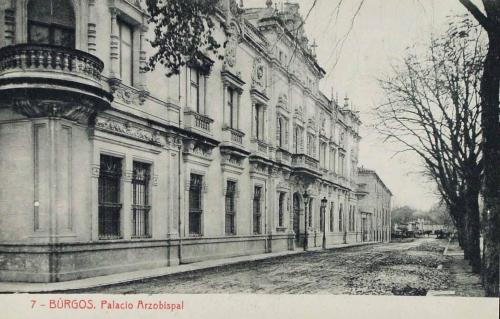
<box><xmin>275</xmin><ymin>148</ymin><xmax>291</xmax><ymax>164</ymax></box>
<box><xmin>0</xmin><ymin>44</ymin><xmax>104</xmax><ymax>84</ymax></box>
<box><xmin>222</xmin><ymin>126</ymin><xmax>245</xmax><ymax>145</ymax></box>
<box><xmin>184</xmin><ymin>109</ymin><xmax>214</xmax><ymax>134</ymax></box>
<box><xmin>257</xmin><ymin>140</ymin><xmax>268</xmax><ymax>153</ymax></box>
<box><xmin>291</xmin><ymin>153</ymin><xmax>320</xmax><ymax>173</ymax></box>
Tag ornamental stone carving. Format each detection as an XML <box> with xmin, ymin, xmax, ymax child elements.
<box><xmin>251</xmin><ymin>57</ymin><xmax>266</xmax><ymax>92</ymax></box>
<box><xmin>109</xmin><ymin>79</ymin><xmax>148</xmax><ymax>105</ymax></box>
<box><xmin>12</xmin><ymin>98</ymin><xmax>98</xmax><ymax>124</ymax></box>
<box><xmin>294</xmin><ymin>105</ymin><xmax>304</xmax><ymax>119</ymax></box>
<box><xmin>224</xmin><ymin>23</ymin><xmax>240</xmax><ymax>69</ymax></box>
<box><xmin>183</xmin><ymin>139</ymin><xmax>213</xmax><ymax>159</ymax></box>
<box><xmin>277</xmin><ymin>93</ymin><xmax>288</xmax><ymax>111</ymax></box>
<box><xmin>95</xmin><ymin>117</ymin><xmax>163</xmax><ymax>146</ymax></box>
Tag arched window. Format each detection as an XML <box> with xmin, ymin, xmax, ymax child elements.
<box><xmin>28</xmin><ymin>0</ymin><xmax>75</xmax><ymax>48</ymax></box>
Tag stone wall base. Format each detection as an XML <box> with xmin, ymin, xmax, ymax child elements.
<box><xmin>0</xmin><ymin>234</ymin><xmax>295</xmax><ymax>283</ymax></box>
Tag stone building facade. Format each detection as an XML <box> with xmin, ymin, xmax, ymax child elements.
<box><xmin>0</xmin><ymin>0</ymin><xmax>389</xmax><ymax>282</ymax></box>
<box><xmin>357</xmin><ymin>168</ymin><xmax>392</xmax><ymax>242</ymax></box>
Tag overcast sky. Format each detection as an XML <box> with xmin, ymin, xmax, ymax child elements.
<box><xmin>244</xmin><ymin>0</ymin><xmax>477</xmax><ymax>210</ymax></box>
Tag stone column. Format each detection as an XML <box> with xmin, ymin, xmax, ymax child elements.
<box><xmin>0</xmin><ymin>4</ymin><xmax>5</xmax><ymax>48</ymax></box>
<box><xmin>138</xmin><ymin>25</ymin><xmax>148</xmax><ymax>91</ymax></box>
<box><xmin>87</xmin><ymin>0</ymin><xmax>97</xmax><ymax>54</ymax></box>
<box><xmin>251</xmin><ymin>101</ymin><xmax>256</xmax><ymax>139</ymax></box>
<box><xmin>109</xmin><ymin>8</ymin><xmax>120</xmax><ymax>78</ymax></box>
<box><xmin>222</xmin><ymin>83</ymin><xmax>227</xmax><ymax>125</ymax></box>
<box><xmin>167</xmin><ymin>143</ymin><xmax>180</xmax><ymax>239</ymax></box>
<box><xmin>3</xmin><ymin>4</ymin><xmax>15</xmax><ymax>46</ymax></box>
<box><xmin>236</xmin><ymin>90</ymin><xmax>241</xmax><ymax>129</ymax></box>
<box><xmin>91</xmin><ymin>155</ymin><xmax>100</xmax><ymax>241</ymax></box>
<box><xmin>122</xmin><ymin>158</ymin><xmax>133</xmax><ymax>239</ymax></box>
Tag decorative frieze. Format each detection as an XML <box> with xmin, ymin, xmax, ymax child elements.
<box><xmin>11</xmin><ymin>98</ymin><xmax>97</xmax><ymax>124</ymax></box>
<box><xmin>183</xmin><ymin>140</ymin><xmax>212</xmax><ymax>158</ymax></box>
<box><xmin>94</xmin><ymin>117</ymin><xmax>163</xmax><ymax>146</ymax></box>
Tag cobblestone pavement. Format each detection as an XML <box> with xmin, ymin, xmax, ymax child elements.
<box><xmin>77</xmin><ymin>238</ymin><xmax>479</xmax><ymax>295</ymax></box>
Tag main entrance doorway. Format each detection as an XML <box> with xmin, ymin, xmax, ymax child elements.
<box><xmin>361</xmin><ymin>217</ymin><xmax>368</xmax><ymax>242</ymax></box>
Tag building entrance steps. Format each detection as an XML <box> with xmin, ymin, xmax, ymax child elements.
<box><xmin>0</xmin><ymin>241</ymin><xmax>378</xmax><ymax>293</ymax></box>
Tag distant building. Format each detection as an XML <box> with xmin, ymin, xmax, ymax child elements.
<box><xmin>404</xmin><ymin>218</ymin><xmax>445</xmax><ymax>233</ymax></box>
<box><xmin>357</xmin><ymin>168</ymin><xmax>392</xmax><ymax>242</ymax></box>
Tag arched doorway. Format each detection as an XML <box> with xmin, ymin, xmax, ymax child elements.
<box><xmin>293</xmin><ymin>193</ymin><xmax>301</xmax><ymax>246</ymax></box>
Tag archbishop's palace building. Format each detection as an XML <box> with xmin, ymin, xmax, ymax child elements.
<box><xmin>0</xmin><ymin>0</ymin><xmax>391</xmax><ymax>282</ymax></box>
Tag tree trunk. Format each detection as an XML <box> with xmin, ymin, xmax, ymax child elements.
<box><xmin>450</xmin><ymin>203</ymin><xmax>468</xmax><ymax>259</ymax></box>
<box><xmin>480</xmin><ymin>31</ymin><xmax>500</xmax><ymax>297</ymax></box>
<box><xmin>464</xmin><ymin>183</ymin><xmax>481</xmax><ymax>274</ymax></box>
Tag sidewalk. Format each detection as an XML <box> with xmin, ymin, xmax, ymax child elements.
<box><xmin>0</xmin><ymin>241</ymin><xmax>378</xmax><ymax>293</ymax></box>
<box><xmin>428</xmin><ymin>239</ymin><xmax>485</xmax><ymax>297</ymax></box>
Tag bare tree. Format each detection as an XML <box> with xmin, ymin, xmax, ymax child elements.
<box><xmin>377</xmin><ymin>17</ymin><xmax>484</xmax><ymax>273</ymax></box>
<box><xmin>458</xmin><ymin>0</ymin><xmax>500</xmax><ymax>297</ymax></box>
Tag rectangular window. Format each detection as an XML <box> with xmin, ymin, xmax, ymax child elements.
<box><xmin>293</xmin><ymin>126</ymin><xmax>298</xmax><ymax>153</ymax></box>
<box><xmin>320</xmin><ymin>143</ymin><xmax>327</xmax><ymax>168</ymax></box>
<box><xmin>353</xmin><ymin>206</ymin><xmax>357</xmax><ymax>231</ymax></box>
<box><xmin>98</xmin><ymin>155</ymin><xmax>122</xmax><ymax>239</ymax></box>
<box><xmin>253</xmin><ymin>186</ymin><xmax>262</xmax><ymax>234</ymax></box>
<box><xmin>225</xmin><ymin>180</ymin><xmax>236</xmax><ymax>235</ymax></box>
<box><xmin>330</xmin><ymin>149</ymin><xmax>336</xmax><ymax>172</ymax></box>
<box><xmin>118</xmin><ymin>19</ymin><xmax>133</xmax><ymax>86</ymax></box>
<box><xmin>189</xmin><ymin>174</ymin><xmax>203</xmax><ymax>235</ymax></box>
<box><xmin>329</xmin><ymin>202</ymin><xmax>334</xmax><ymax>232</ymax></box>
<box><xmin>190</xmin><ymin>68</ymin><xmax>201</xmax><ymax>113</ymax></box>
<box><xmin>339</xmin><ymin>154</ymin><xmax>345</xmax><ymax>176</ymax></box>
<box><xmin>320</xmin><ymin>203</ymin><xmax>324</xmax><ymax>232</ymax></box>
<box><xmin>308</xmin><ymin>199</ymin><xmax>313</xmax><ymax>227</ymax></box>
<box><xmin>227</xmin><ymin>87</ymin><xmax>237</xmax><ymax>128</ymax></box>
<box><xmin>278</xmin><ymin>192</ymin><xmax>285</xmax><ymax>227</ymax></box>
<box><xmin>132</xmin><ymin>161</ymin><xmax>151</xmax><ymax>238</ymax></box>
<box><xmin>349</xmin><ymin>206</ymin><xmax>354</xmax><ymax>231</ymax></box>
<box><xmin>277</xmin><ymin>117</ymin><xmax>282</xmax><ymax>148</ymax></box>
<box><xmin>307</xmin><ymin>134</ymin><xmax>312</xmax><ymax>156</ymax></box>
<box><xmin>338</xmin><ymin>203</ymin><xmax>343</xmax><ymax>232</ymax></box>
<box><xmin>255</xmin><ymin>104</ymin><xmax>265</xmax><ymax>140</ymax></box>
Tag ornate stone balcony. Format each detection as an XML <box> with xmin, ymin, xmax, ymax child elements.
<box><xmin>222</xmin><ymin>126</ymin><xmax>245</xmax><ymax>145</ymax></box>
<box><xmin>291</xmin><ymin>153</ymin><xmax>321</xmax><ymax>178</ymax></box>
<box><xmin>275</xmin><ymin>148</ymin><xmax>291</xmax><ymax>166</ymax></box>
<box><xmin>0</xmin><ymin>44</ymin><xmax>112</xmax><ymax>123</ymax></box>
<box><xmin>257</xmin><ymin>140</ymin><xmax>268</xmax><ymax>154</ymax></box>
<box><xmin>183</xmin><ymin>109</ymin><xmax>214</xmax><ymax>135</ymax></box>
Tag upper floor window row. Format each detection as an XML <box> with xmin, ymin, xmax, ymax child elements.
<box><xmin>28</xmin><ymin>0</ymin><xmax>75</xmax><ymax>48</ymax></box>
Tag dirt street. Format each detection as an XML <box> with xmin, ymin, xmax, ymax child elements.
<box><xmin>75</xmin><ymin>238</ymin><xmax>482</xmax><ymax>296</ymax></box>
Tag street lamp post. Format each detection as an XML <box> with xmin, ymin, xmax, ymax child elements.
<box><xmin>302</xmin><ymin>191</ymin><xmax>309</xmax><ymax>251</ymax></box>
<box><xmin>321</xmin><ymin>197</ymin><xmax>328</xmax><ymax>249</ymax></box>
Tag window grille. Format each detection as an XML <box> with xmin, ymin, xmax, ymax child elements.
<box><xmin>253</xmin><ymin>186</ymin><xmax>262</xmax><ymax>234</ymax></box>
<box><xmin>189</xmin><ymin>174</ymin><xmax>203</xmax><ymax>235</ymax></box>
<box><xmin>132</xmin><ymin>161</ymin><xmax>151</xmax><ymax>238</ymax></box>
<box><xmin>98</xmin><ymin>155</ymin><xmax>122</xmax><ymax>239</ymax></box>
